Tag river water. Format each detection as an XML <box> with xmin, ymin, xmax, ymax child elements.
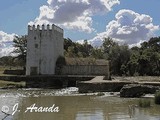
<box><xmin>0</xmin><ymin>87</ymin><xmax>160</xmax><ymax>120</ymax></box>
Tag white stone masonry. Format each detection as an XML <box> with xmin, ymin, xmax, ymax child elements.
<box><xmin>26</xmin><ymin>24</ymin><xmax>64</xmax><ymax>75</ymax></box>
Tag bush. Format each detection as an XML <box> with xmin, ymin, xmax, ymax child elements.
<box><xmin>56</xmin><ymin>56</ymin><xmax>66</xmax><ymax>66</ymax></box>
<box><xmin>155</xmin><ymin>91</ymin><xmax>160</xmax><ymax>104</ymax></box>
<box><xmin>55</xmin><ymin>56</ymin><xmax>66</xmax><ymax>75</ymax></box>
<box><xmin>138</xmin><ymin>99</ymin><xmax>151</xmax><ymax>107</ymax></box>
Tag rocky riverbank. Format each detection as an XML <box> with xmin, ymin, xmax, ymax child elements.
<box><xmin>120</xmin><ymin>84</ymin><xmax>160</xmax><ymax>97</ymax></box>
<box><xmin>78</xmin><ymin>76</ymin><xmax>160</xmax><ymax>96</ymax></box>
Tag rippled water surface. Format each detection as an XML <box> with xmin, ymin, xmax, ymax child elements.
<box><xmin>0</xmin><ymin>88</ymin><xmax>160</xmax><ymax>120</ymax></box>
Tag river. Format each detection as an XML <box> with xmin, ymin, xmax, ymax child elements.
<box><xmin>0</xmin><ymin>87</ymin><xmax>160</xmax><ymax>120</ymax></box>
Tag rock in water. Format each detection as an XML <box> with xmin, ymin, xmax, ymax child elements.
<box><xmin>120</xmin><ymin>84</ymin><xmax>160</xmax><ymax>98</ymax></box>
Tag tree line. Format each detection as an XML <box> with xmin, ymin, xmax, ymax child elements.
<box><xmin>64</xmin><ymin>37</ymin><xmax>160</xmax><ymax>76</ymax></box>
<box><xmin>1</xmin><ymin>35</ymin><xmax>160</xmax><ymax>76</ymax></box>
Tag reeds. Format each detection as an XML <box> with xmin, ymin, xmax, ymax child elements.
<box><xmin>138</xmin><ymin>99</ymin><xmax>151</xmax><ymax>107</ymax></box>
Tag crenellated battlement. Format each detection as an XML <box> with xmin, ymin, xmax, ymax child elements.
<box><xmin>28</xmin><ymin>24</ymin><xmax>63</xmax><ymax>33</ymax></box>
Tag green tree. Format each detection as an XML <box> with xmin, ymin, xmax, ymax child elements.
<box><xmin>64</xmin><ymin>38</ymin><xmax>93</xmax><ymax>58</ymax></box>
<box><xmin>102</xmin><ymin>37</ymin><xmax>117</xmax><ymax>55</ymax></box>
<box><xmin>102</xmin><ymin>38</ymin><xmax>130</xmax><ymax>75</ymax></box>
<box><xmin>12</xmin><ymin>35</ymin><xmax>27</xmax><ymax>69</ymax></box>
<box><xmin>127</xmin><ymin>48</ymin><xmax>140</xmax><ymax>76</ymax></box>
<box><xmin>127</xmin><ymin>37</ymin><xmax>160</xmax><ymax>76</ymax></box>
<box><xmin>81</xmin><ymin>40</ymin><xmax>93</xmax><ymax>57</ymax></box>
<box><xmin>91</xmin><ymin>47</ymin><xmax>104</xmax><ymax>59</ymax></box>
<box><xmin>0</xmin><ymin>56</ymin><xmax>15</xmax><ymax>67</ymax></box>
<box><xmin>64</xmin><ymin>38</ymin><xmax>74</xmax><ymax>52</ymax></box>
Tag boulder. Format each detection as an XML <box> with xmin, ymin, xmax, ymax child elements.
<box><xmin>120</xmin><ymin>84</ymin><xmax>160</xmax><ymax>98</ymax></box>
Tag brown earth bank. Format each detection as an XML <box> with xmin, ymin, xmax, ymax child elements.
<box><xmin>112</xmin><ymin>76</ymin><xmax>160</xmax><ymax>82</ymax></box>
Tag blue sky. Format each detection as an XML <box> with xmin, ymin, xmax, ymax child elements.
<box><xmin>0</xmin><ymin>0</ymin><xmax>160</xmax><ymax>56</ymax></box>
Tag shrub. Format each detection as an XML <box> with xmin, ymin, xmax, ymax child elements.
<box><xmin>56</xmin><ymin>56</ymin><xmax>66</xmax><ymax>66</ymax></box>
<box><xmin>55</xmin><ymin>56</ymin><xmax>66</xmax><ymax>75</ymax></box>
<box><xmin>138</xmin><ymin>99</ymin><xmax>151</xmax><ymax>107</ymax></box>
<box><xmin>155</xmin><ymin>91</ymin><xmax>160</xmax><ymax>104</ymax></box>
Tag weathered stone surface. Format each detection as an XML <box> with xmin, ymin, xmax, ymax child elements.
<box><xmin>61</xmin><ymin>65</ymin><xmax>110</xmax><ymax>78</ymax></box>
<box><xmin>120</xmin><ymin>84</ymin><xmax>160</xmax><ymax>98</ymax></box>
<box><xmin>78</xmin><ymin>77</ymin><xmax>132</xmax><ymax>93</ymax></box>
<box><xmin>0</xmin><ymin>75</ymin><xmax>94</xmax><ymax>88</ymax></box>
<box><xmin>26</xmin><ymin>24</ymin><xmax>64</xmax><ymax>75</ymax></box>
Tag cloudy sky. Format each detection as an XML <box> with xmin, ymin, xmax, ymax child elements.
<box><xmin>0</xmin><ymin>0</ymin><xmax>160</xmax><ymax>57</ymax></box>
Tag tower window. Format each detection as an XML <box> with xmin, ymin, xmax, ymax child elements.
<box><xmin>34</xmin><ymin>37</ymin><xmax>36</xmax><ymax>40</ymax></box>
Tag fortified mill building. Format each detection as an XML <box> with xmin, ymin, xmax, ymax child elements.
<box><xmin>26</xmin><ymin>24</ymin><xmax>64</xmax><ymax>75</ymax></box>
<box><xmin>26</xmin><ymin>24</ymin><xmax>110</xmax><ymax>79</ymax></box>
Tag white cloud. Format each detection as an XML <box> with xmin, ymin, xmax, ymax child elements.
<box><xmin>0</xmin><ymin>46</ymin><xmax>15</xmax><ymax>57</ymax></box>
<box><xmin>0</xmin><ymin>31</ymin><xmax>15</xmax><ymax>43</ymax></box>
<box><xmin>77</xmin><ymin>32</ymin><xmax>107</xmax><ymax>47</ymax></box>
<box><xmin>88</xmin><ymin>9</ymin><xmax>159</xmax><ymax>47</ymax></box>
<box><xmin>29</xmin><ymin>0</ymin><xmax>120</xmax><ymax>33</ymax></box>
<box><xmin>0</xmin><ymin>31</ymin><xmax>15</xmax><ymax>57</ymax></box>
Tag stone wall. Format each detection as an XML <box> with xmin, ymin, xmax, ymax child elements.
<box><xmin>0</xmin><ymin>75</ymin><xmax>94</xmax><ymax>88</ymax></box>
<box><xmin>61</xmin><ymin>65</ymin><xmax>110</xmax><ymax>79</ymax></box>
<box><xmin>77</xmin><ymin>81</ymin><xmax>131</xmax><ymax>93</ymax></box>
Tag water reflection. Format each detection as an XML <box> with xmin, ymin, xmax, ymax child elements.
<box><xmin>0</xmin><ymin>90</ymin><xmax>21</xmax><ymax>120</ymax></box>
<box><xmin>0</xmin><ymin>88</ymin><xmax>160</xmax><ymax>120</ymax></box>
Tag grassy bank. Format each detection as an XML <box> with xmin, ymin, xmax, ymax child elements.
<box><xmin>0</xmin><ymin>80</ymin><xmax>26</xmax><ymax>88</ymax></box>
<box><xmin>0</xmin><ymin>66</ymin><xmax>23</xmax><ymax>76</ymax></box>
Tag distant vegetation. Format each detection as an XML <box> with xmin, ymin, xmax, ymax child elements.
<box><xmin>64</xmin><ymin>37</ymin><xmax>160</xmax><ymax>76</ymax></box>
<box><xmin>0</xmin><ymin>80</ymin><xmax>25</xmax><ymax>88</ymax></box>
<box><xmin>1</xmin><ymin>36</ymin><xmax>160</xmax><ymax>76</ymax></box>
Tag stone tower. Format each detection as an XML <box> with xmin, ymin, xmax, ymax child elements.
<box><xmin>26</xmin><ymin>24</ymin><xmax>64</xmax><ymax>75</ymax></box>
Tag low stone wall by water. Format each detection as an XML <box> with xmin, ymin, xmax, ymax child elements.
<box><xmin>0</xmin><ymin>75</ymin><xmax>94</xmax><ymax>88</ymax></box>
<box><xmin>61</xmin><ymin>65</ymin><xmax>110</xmax><ymax>79</ymax></box>
<box><xmin>77</xmin><ymin>81</ymin><xmax>132</xmax><ymax>93</ymax></box>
